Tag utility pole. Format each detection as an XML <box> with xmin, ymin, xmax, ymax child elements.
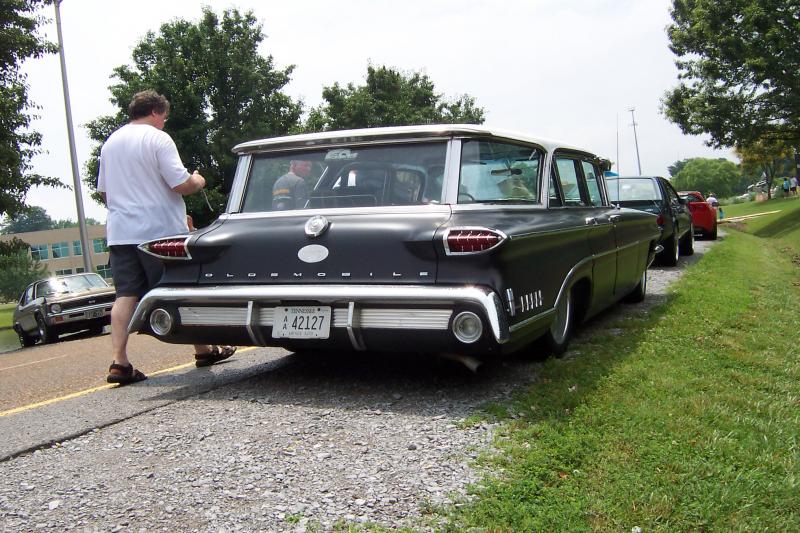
<box><xmin>628</xmin><ymin>107</ymin><xmax>642</xmax><ymax>175</ymax></box>
<box><xmin>55</xmin><ymin>0</ymin><xmax>93</xmax><ymax>273</ymax></box>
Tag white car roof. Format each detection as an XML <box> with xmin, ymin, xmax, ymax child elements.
<box><xmin>232</xmin><ymin>124</ymin><xmax>593</xmax><ymax>156</ymax></box>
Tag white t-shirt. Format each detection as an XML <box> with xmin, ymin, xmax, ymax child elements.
<box><xmin>97</xmin><ymin>124</ymin><xmax>191</xmax><ymax>245</ymax></box>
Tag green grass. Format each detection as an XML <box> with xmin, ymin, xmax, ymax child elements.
<box><xmin>0</xmin><ymin>303</ymin><xmax>15</xmax><ymax>329</ymax></box>
<box><xmin>441</xmin><ymin>228</ymin><xmax>800</xmax><ymax>531</ymax></box>
<box><xmin>723</xmin><ymin>195</ymin><xmax>800</xmax><ymax>248</ymax></box>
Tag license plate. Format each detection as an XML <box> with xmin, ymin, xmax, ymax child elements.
<box><xmin>86</xmin><ymin>309</ymin><xmax>104</xmax><ymax>319</ymax></box>
<box><xmin>272</xmin><ymin>306</ymin><xmax>331</xmax><ymax>339</ymax></box>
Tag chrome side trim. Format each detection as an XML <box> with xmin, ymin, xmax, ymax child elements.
<box><xmin>131</xmin><ymin>285</ymin><xmax>510</xmax><ymax>343</ymax></box>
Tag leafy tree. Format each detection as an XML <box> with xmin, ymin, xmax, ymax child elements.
<box><xmin>85</xmin><ymin>7</ymin><xmax>302</xmax><ymax>228</ymax></box>
<box><xmin>0</xmin><ymin>0</ymin><xmax>63</xmax><ymax>219</ymax></box>
<box><xmin>668</xmin><ymin>159</ymin><xmax>690</xmax><ymax>178</ymax></box>
<box><xmin>671</xmin><ymin>158</ymin><xmax>741</xmax><ymax>197</ymax></box>
<box><xmin>51</xmin><ymin>217</ymin><xmax>101</xmax><ymax>229</ymax></box>
<box><xmin>305</xmin><ymin>65</ymin><xmax>486</xmax><ymax>131</ymax></box>
<box><xmin>662</xmin><ymin>0</ymin><xmax>800</xmax><ymax>151</ymax></box>
<box><xmin>0</xmin><ymin>237</ymin><xmax>47</xmax><ymax>302</ymax></box>
<box><xmin>735</xmin><ymin>139</ymin><xmax>795</xmax><ymax>199</ymax></box>
<box><xmin>0</xmin><ymin>206</ymin><xmax>52</xmax><ymax>234</ymax></box>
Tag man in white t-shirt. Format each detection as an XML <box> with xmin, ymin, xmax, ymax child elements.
<box><xmin>97</xmin><ymin>90</ymin><xmax>235</xmax><ymax>385</ymax></box>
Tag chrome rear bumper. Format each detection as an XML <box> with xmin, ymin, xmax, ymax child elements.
<box><xmin>128</xmin><ymin>284</ymin><xmax>510</xmax><ymax>344</ymax></box>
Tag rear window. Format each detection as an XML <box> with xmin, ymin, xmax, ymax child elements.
<box><xmin>240</xmin><ymin>142</ymin><xmax>447</xmax><ymax>212</ymax></box>
<box><xmin>607</xmin><ymin>178</ymin><xmax>662</xmax><ymax>202</ymax></box>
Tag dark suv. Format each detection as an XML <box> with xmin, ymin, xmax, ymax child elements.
<box><xmin>607</xmin><ymin>176</ymin><xmax>693</xmax><ymax>266</ymax></box>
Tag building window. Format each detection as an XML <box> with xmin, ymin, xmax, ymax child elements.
<box><xmin>75</xmin><ymin>267</ymin><xmax>85</xmax><ymax>273</ymax></box>
<box><xmin>96</xmin><ymin>263</ymin><xmax>112</xmax><ymax>279</ymax></box>
<box><xmin>93</xmin><ymin>237</ymin><xmax>108</xmax><ymax>253</ymax></box>
<box><xmin>72</xmin><ymin>240</ymin><xmax>83</xmax><ymax>256</ymax></box>
<box><xmin>51</xmin><ymin>241</ymin><xmax>70</xmax><ymax>258</ymax></box>
<box><xmin>55</xmin><ymin>268</ymin><xmax>73</xmax><ymax>276</ymax></box>
<box><xmin>30</xmin><ymin>244</ymin><xmax>49</xmax><ymax>261</ymax></box>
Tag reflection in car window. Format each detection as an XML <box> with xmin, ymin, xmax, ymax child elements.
<box><xmin>581</xmin><ymin>161</ymin><xmax>603</xmax><ymax>206</ymax></box>
<box><xmin>607</xmin><ymin>178</ymin><xmax>663</xmax><ymax>201</ymax></box>
<box><xmin>241</xmin><ymin>143</ymin><xmax>447</xmax><ymax>212</ymax></box>
<box><xmin>458</xmin><ymin>140</ymin><xmax>541</xmax><ymax>204</ymax></box>
<box><xmin>34</xmin><ymin>274</ymin><xmax>108</xmax><ymax>298</ymax></box>
<box><xmin>555</xmin><ymin>157</ymin><xmax>585</xmax><ymax>206</ymax></box>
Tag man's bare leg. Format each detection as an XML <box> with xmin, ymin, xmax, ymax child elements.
<box><xmin>111</xmin><ymin>296</ymin><xmax>139</xmax><ymax>368</ymax></box>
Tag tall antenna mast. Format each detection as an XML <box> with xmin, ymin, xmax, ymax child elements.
<box><xmin>629</xmin><ymin>107</ymin><xmax>642</xmax><ymax>175</ymax></box>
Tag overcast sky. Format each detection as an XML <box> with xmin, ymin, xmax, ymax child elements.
<box><xmin>21</xmin><ymin>0</ymin><xmax>735</xmax><ymax>223</ymax></box>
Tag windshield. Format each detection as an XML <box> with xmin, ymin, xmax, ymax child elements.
<box><xmin>240</xmin><ymin>142</ymin><xmax>447</xmax><ymax>212</ymax></box>
<box><xmin>607</xmin><ymin>178</ymin><xmax>662</xmax><ymax>202</ymax></box>
<box><xmin>35</xmin><ymin>273</ymin><xmax>108</xmax><ymax>298</ymax></box>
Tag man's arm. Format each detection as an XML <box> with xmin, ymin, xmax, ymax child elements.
<box><xmin>173</xmin><ymin>170</ymin><xmax>206</xmax><ymax>196</ymax></box>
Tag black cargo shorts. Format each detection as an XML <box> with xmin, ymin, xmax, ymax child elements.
<box><xmin>109</xmin><ymin>245</ymin><xmax>164</xmax><ymax>298</ymax></box>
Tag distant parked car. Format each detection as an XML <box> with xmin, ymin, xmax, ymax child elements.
<box><xmin>127</xmin><ymin>125</ymin><xmax>660</xmax><ymax>360</ymax></box>
<box><xmin>607</xmin><ymin>176</ymin><xmax>694</xmax><ymax>266</ymax></box>
<box><xmin>678</xmin><ymin>191</ymin><xmax>718</xmax><ymax>240</ymax></box>
<box><xmin>13</xmin><ymin>273</ymin><xmax>115</xmax><ymax>346</ymax></box>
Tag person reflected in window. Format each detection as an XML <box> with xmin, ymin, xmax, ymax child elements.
<box><xmin>272</xmin><ymin>160</ymin><xmax>311</xmax><ymax>210</ymax></box>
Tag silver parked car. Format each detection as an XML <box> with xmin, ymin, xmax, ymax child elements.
<box><xmin>13</xmin><ymin>273</ymin><xmax>116</xmax><ymax>346</ymax></box>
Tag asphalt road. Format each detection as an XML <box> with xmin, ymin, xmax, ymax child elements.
<box><xmin>0</xmin><ymin>329</ymin><xmax>255</xmax><ymax>413</ymax></box>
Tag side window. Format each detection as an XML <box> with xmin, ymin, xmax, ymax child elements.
<box><xmin>25</xmin><ymin>285</ymin><xmax>34</xmax><ymax>303</ymax></box>
<box><xmin>459</xmin><ymin>140</ymin><xmax>542</xmax><ymax>203</ymax></box>
<box><xmin>581</xmin><ymin>161</ymin><xmax>603</xmax><ymax>206</ymax></box>
<box><xmin>663</xmin><ymin>181</ymin><xmax>680</xmax><ymax>204</ymax></box>
<box><xmin>555</xmin><ymin>157</ymin><xmax>585</xmax><ymax>206</ymax></box>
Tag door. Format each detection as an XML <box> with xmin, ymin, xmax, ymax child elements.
<box><xmin>554</xmin><ymin>155</ymin><xmax>617</xmax><ymax>305</ymax></box>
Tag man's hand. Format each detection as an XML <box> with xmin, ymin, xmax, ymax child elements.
<box><xmin>173</xmin><ymin>170</ymin><xmax>206</xmax><ymax>195</ymax></box>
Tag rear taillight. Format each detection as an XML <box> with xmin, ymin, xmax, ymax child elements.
<box><xmin>139</xmin><ymin>237</ymin><xmax>191</xmax><ymax>260</ymax></box>
<box><xmin>444</xmin><ymin>228</ymin><xmax>506</xmax><ymax>255</ymax></box>
<box><xmin>656</xmin><ymin>214</ymin><xmax>664</xmax><ymax>226</ymax></box>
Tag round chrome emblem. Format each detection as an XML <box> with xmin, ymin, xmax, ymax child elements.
<box><xmin>298</xmin><ymin>244</ymin><xmax>329</xmax><ymax>263</ymax></box>
<box><xmin>305</xmin><ymin>215</ymin><xmax>329</xmax><ymax>237</ymax></box>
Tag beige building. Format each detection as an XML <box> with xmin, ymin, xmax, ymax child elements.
<box><xmin>0</xmin><ymin>225</ymin><xmax>111</xmax><ymax>278</ymax></box>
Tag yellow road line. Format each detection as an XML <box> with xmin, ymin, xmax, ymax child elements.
<box><xmin>0</xmin><ymin>346</ymin><xmax>256</xmax><ymax>418</ymax></box>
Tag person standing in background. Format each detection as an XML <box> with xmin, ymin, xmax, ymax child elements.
<box><xmin>97</xmin><ymin>90</ymin><xmax>236</xmax><ymax>385</ymax></box>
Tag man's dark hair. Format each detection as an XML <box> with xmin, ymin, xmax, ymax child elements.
<box><xmin>128</xmin><ymin>90</ymin><xmax>170</xmax><ymax>120</ymax></box>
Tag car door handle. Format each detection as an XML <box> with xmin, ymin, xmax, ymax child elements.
<box><xmin>585</xmin><ymin>217</ymin><xmax>599</xmax><ymax>226</ymax></box>
<box><xmin>609</xmin><ymin>215</ymin><xmax>622</xmax><ymax>223</ymax></box>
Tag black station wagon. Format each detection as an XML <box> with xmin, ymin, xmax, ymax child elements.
<box><xmin>129</xmin><ymin>125</ymin><xmax>660</xmax><ymax>361</ymax></box>
<box><xmin>606</xmin><ymin>176</ymin><xmax>694</xmax><ymax>266</ymax></box>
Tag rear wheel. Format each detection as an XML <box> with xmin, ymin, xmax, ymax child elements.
<box><xmin>709</xmin><ymin>222</ymin><xmax>718</xmax><ymax>240</ymax></box>
<box><xmin>623</xmin><ymin>269</ymin><xmax>647</xmax><ymax>303</ymax></box>
<box><xmin>14</xmin><ymin>325</ymin><xmax>35</xmax><ymax>347</ymax></box>
<box><xmin>36</xmin><ymin>314</ymin><xmax>57</xmax><ymax>344</ymax></box>
<box><xmin>679</xmin><ymin>224</ymin><xmax>695</xmax><ymax>256</ymax></box>
<box><xmin>542</xmin><ymin>287</ymin><xmax>574</xmax><ymax>357</ymax></box>
<box><xmin>658</xmin><ymin>234</ymin><xmax>679</xmax><ymax>266</ymax></box>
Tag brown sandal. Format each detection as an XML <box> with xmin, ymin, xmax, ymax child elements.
<box><xmin>107</xmin><ymin>362</ymin><xmax>148</xmax><ymax>385</ymax></box>
<box><xmin>194</xmin><ymin>345</ymin><xmax>237</xmax><ymax>367</ymax></box>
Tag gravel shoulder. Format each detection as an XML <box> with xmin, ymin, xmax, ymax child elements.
<box><xmin>0</xmin><ymin>236</ymin><xmax>720</xmax><ymax>532</ymax></box>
